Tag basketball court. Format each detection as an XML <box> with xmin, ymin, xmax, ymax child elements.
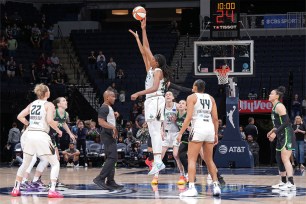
<box><xmin>0</xmin><ymin>166</ymin><xmax>305</xmax><ymax>204</ymax></box>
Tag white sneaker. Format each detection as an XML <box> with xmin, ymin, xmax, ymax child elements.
<box><xmin>85</xmin><ymin>163</ymin><xmax>88</xmax><ymax>167</ymax></box>
<box><xmin>272</xmin><ymin>182</ymin><xmax>285</xmax><ymax>189</ymax></box>
<box><xmin>213</xmin><ymin>182</ymin><xmax>221</xmax><ymax>196</ymax></box>
<box><xmin>148</xmin><ymin>162</ymin><xmax>165</xmax><ymax>175</ymax></box>
<box><xmin>207</xmin><ymin>174</ymin><xmax>213</xmax><ymax>185</ymax></box>
<box><xmin>279</xmin><ymin>182</ymin><xmax>296</xmax><ymax>191</ymax></box>
<box><xmin>207</xmin><ymin>174</ymin><xmax>212</xmax><ymax>180</ymax></box>
<box><xmin>180</xmin><ymin>187</ymin><xmax>198</xmax><ymax>197</ymax></box>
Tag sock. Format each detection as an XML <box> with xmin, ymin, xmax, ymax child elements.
<box><xmin>185</xmin><ymin>173</ymin><xmax>188</xmax><ymax>178</ymax></box>
<box><xmin>189</xmin><ymin>182</ymin><xmax>195</xmax><ymax>188</ymax></box>
<box><xmin>154</xmin><ymin>154</ymin><xmax>161</xmax><ymax>163</ymax></box>
<box><xmin>50</xmin><ymin>181</ymin><xmax>57</xmax><ymax>191</ymax></box>
<box><xmin>281</xmin><ymin>176</ymin><xmax>287</xmax><ymax>183</ymax></box>
<box><xmin>148</xmin><ymin>152</ymin><xmax>154</xmax><ymax>161</ymax></box>
<box><xmin>22</xmin><ymin>178</ymin><xmax>28</xmax><ymax>184</ymax></box>
<box><xmin>33</xmin><ymin>176</ymin><xmax>39</xmax><ymax>182</ymax></box>
<box><xmin>154</xmin><ymin>172</ymin><xmax>159</xmax><ymax>178</ymax></box>
<box><xmin>14</xmin><ymin>180</ymin><xmax>21</xmax><ymax>189</ymax></box>
<box><xmin>288</xmin><ymin>177</ymin><xmax>294</xmax><ymax>185</ymax></box>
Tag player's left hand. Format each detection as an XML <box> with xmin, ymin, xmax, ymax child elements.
<box><xmin>268</xmin><ymin>132</ymin><xmax>276</xmax><ymax>142</ymax></box>
<box><xmin>176</xmin><ymin>133</ymin><xmax>182</xmax><ymax>143</ymax></box>
<box><xmin>131</xmin><ymin>93</ymin><xmax>138</xmax><ymax>101</ymax></box>
<box><xmin>214</xmin><ymin>134</ymin><xmax>219</xmax><ymax>145</ymax></box>
<box><xmin>114</xmin><ymin>112</ymin><xmax>120</xmax><ymax>119</ymax></box>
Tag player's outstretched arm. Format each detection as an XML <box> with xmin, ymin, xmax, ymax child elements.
<box><xmin>129</xmin><ymin>29</ymin><xmax>149</xmax><ymax>70</ymax></box>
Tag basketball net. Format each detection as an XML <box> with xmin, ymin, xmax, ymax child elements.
<box><xmin>215</xmin><ymin>66</ymin><xmax>230</xmax><ymax>85</ymax></box>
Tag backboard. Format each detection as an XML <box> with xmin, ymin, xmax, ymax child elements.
<box><xmin>194</xmin><ymin>40</ymin><xmax>254</xmax><ymax>76</ymax></box>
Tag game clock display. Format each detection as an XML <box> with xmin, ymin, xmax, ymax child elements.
<box><xmin>210</xmin><ymin>0</ymin><xmax>240</xmax><ymax>39</ymax></box>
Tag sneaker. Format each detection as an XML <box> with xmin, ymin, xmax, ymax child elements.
<box><xmin>213</xmin><ymin>182</ymin><xmax>221</xmax><ymax>196</ymax></box>
<box><xmin>207</xmin><ymin>174</ymin><xmax>212</xmax><ymax>181</ymax></box>
<box><xmin>93</xmin><ymin>177</ymin><xmax>113</xmax><ymax>190</ymax></box>
<box><xmin>30</xmin><ymin>180</ymin><xmax>46</xmax><ymax>189</ymax></box>
<box><xmin>301</xmin><ymin>164</ymin><xmax>305</xmax><ymax>170</ymax></box>
<box><xmin>272</xmin><ymin>182</ymin><xmax>285</xmax><ymax>189</ymax></box>
<box><xmin>151</xmin><ymin>176</ymin><xmax>158</xmax><ymax>185</ymax></box>
<box><xmin>177</xmin><ymin>184</ymin><xmax>187</xmax><ymax>192</ymax></box>
<box><xmin>85</xmin><ymin>163</ymin><xmax>88</xmax><ymax>167</ymax></box>
<box><xmin>145</xmin><ymin>158</ymin><xmax>153</xmax><ymax>170</ymax></box>
<box><xmin>74</xmin><ymin>164</ymin><xmax>80</xmax><ymax>168</ymax></box>
<box><xmin>179</xmin><ymin>187</ymin><xmax>198</xmax><ymax>197</ymax></box>
<box><xmin>148</xmin><ymin>162</ymin><xmax>165</xmax><ymax>175</ymax></box>
<box><xmin>56</xmin><ymin>181</ymin><xmax>65</xmax><ymax>187</ymax></box>
<box><xmin>20</xmin><ymin>181</ymin><xmax>31</xmax><ymax>190</ymax></box>
<box><xmin>11</xmin><ymin>188</ymin><xmax>21</xmax><ymax>197</ymax></box>
<box><xmin>107</xmin><ymin>181</ymin><xmax>124</xmax><ymax>190</ymax></box>
<box><xmin>48</xmin><ymin>190</ymin><xmax>63</xmax><ymax>198</ymax></box>
<box><xmin>279</xmin><ymin>182</ymin><xmax>296</xmax><ymax>191</ymax></box>
<box><xmin>218</xmin><ymin>176</ymin><xmax>226</xmax><ymax>186</ymax></box>
<box><xmin>177</xmin><ymin>176</ymin><xmax>187</xmax><ymax>185</ymax></box>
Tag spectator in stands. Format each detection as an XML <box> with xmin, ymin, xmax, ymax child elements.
<box><xmin>87</xmin><ymin>121</ymin><xmax>100</xmax><ymax>141</ymax></box>
<box><xmin>107</xmin><ymin>57</ymin><xmax>116</xmax><ymax>80</ymax></box>
<box><xmin>124</xmin><ymin>131</ymin><xmax>136</xmax><ymax>146</ymax></box>
<box><xmin>11</xmin><ymin>24</ymin><xmax>20</xmax><ymax>40</ymax></box>
<box><xmin>130</xmin><ymin>104</ymin><xmax>140</xmax><ymax>123</ymax></box>
<box><xmin>7</xmin><ymin>56</ymin><xmax>16</xmax><ymax>79</ymax></box>
<box><xmin>218</xmin><ymin>119</ymin><xmax>225</xmax><ymax>140</ymax></box>
<box><xmin>302</xmin><ymin>96</ymin><xmax>306</xmax><ymax>122</ymax></box>
<box><xmin>107</xmin><ymin>82</ymin><xmax>118</xmax><ymax>99</ymax></box>
<box><xmin>30</xmin><ymin>62</ymin><xmax>38</xmax><ymax>84</ymax></box>
<box><xmin>50</xmin><ymin>52</ymin><xmax>60</xmax><ymax>68</ymax></box>
<box><xmin>96</xmin><ymin>50</ymin><xmax>106</xmax><ymax>72</ymax></box>
<box><xmin>0</xmin><ymin>36</ymin><xmax>8</xmax><ymax>57</ymax></box>
<box><xmin>5</xmin><ymin>25</ymin><xmax>12</xmax><ymax>38</ymax></box>
<box><xmin>127</xmin><ymin>141</ymin><xmax>143</xmax><ymax>161</ymax></box>
<box><xmin>135</xmin><ymin>109</ymin><xmax>145</xmax><ymax>130</ymax></box>
<box><xmin>17</xmin><ymin>63</ymin><xmax>24</xmax><ymax>78</ymax></box>
<box><xmin>7</xmin><ymin>35</ymin><xmax>18</xmax><ymax>58</ymax></box>
<box><xmin>7</xmin><ymin>122</ymin><xmax>21</xmax><ymax>163</ymax></box>
<box><xmin>37</xmin><ymin>53</ymin><xmax>46</xmax><ymax>69</ymax></box>
<box><xmin>41</xmin><ymin>14</ymin><xmax>47</xmax><ymax>28</ymax></box>
<box><xmin>116</xmin><ymin>69</ymin><xmax>125</xmax><ymax>79</ymax></box>
<box><xmin>87</xmin><ymin>51</ymin><xmax>96</xmax><ymax>70</ymax></box>
<box><xmin>118</xmin><ymin>136</ymin><xmax>125</xmax><ymax>144</ymax></box>
<box><xmin>136</xmin><ymin>122</ymin><xmax>150</xmax><ymax>144</ymax></box>
<box><xmin>244</xmin><ymin>117</ymin><xmax>258</xmax><ymax>140</ymax></box>
<box><xmin>30</xmin><ymin>30</ymin><xmax>41</xmax><ymax>48</ymax></box>
<box><xmin>247</xmin><ymin>135</ymin><xmax>260</xmax><ymax>167</ymax></box>
<box><xmin>41</xmin><ymin>26</ymin><xmax>49</xmax><ymax>54</ymax></box>
<box><xmin>62</xmin><ymin>142</ymin><xmax>80</xmax><ymax>167</ymax></box>
<box><xmin>38</xmin><ymin>64</ymin><xmax>49</xmax><ymax>84</ymax></box>
<box><xmin>59</xmin><ymin>69</ymin><xmax>68</xmax><ymax>83</ymax></box>
<box><xmin>240</xmin><ymin>125</ymin><xmax>246</xmax><ymax>140</ymax></box>
<box><xmin>47</xmin><ymin>25</ymin><xmax>55</xmax><ymax>52</ymax></box>
<box><xmin>0</xmin><ymin>52</ymin><xmax>6</xmax><ymax>79</ymax></box>
<box><xmin>122</xmin><ymin>121</ymin><xmax>137</xmax><ymax>138</ymax></box>
<box><xmin>118</xmin><ymin>90</ymin><xmax>125</xmax><ymax>104</ymax></box>
<box><xmin>76</xmin><ymin>120</ymin><xmax>89</xmax><ymax>167</ymax></box>
<box><xmin>248</xmin><ymin>90</ymin><xmax>258</xmax><ymax>100</ymax></box>
<box><xmin>291</xmin><ymin>94</ymin><xmax>302</xmax><ymax>120</ymax></box>
<box><xmin>292</xmin><ymin>116</ymin><xmax>306</xmax><ymax>170</ymax></box>
<box><xmin>71</xmin><ymin>119</ymin><xmax>80</xmax><ymax>135</ymax></box>
<box><xmin>31</xmin><ymin>23</ymin><xmax>40</xmax><ymax>34</ymax></box>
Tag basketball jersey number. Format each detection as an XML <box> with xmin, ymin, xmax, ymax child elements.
<box><xmin>31</xmin><ymin>105</ymin><xmax>42</xmax><ymax>115</ymax></box>
<box><xmin>200</xmin><ymin>99</ymin><xmax>210</xmax><ymax>110</ymax></box>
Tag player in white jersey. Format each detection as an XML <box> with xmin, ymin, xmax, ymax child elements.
<box><xmin>11</xmin><ymin>84</ymin><xmax>63</xmax><ymax>198</ymax></box>
<box><xmin>129</xmin><ymin>18</ymin><xmax>172</xmax><ymax>175</ymax></box>
<box><xmin>177</xmin><ymin>79</ymin><xmax>221</xmax><ymax>197</ymax></box>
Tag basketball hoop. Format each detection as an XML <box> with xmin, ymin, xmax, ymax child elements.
<box><xmin>215</xmin><ymin>67</ymin><xmax>230</xmax><ymax>85</ymax></box>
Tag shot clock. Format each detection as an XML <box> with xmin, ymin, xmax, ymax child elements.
<box><xmin>210</xmin><ymin>0</ymin><xmax>240</xmax><ymax>39</ymax></box>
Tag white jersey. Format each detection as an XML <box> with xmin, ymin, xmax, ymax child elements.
<box><xmin>28</xmin><ymin>99</ymin><xmax>50</xmax><ymax>133</ymax></box>
<box><xmin>145</xmin><ymin>67</ymin><xmax>165</xmax><ymax>99</ymax></box>
<box><xmin>191</xmin><ymin>93</ymin><xmax>212</xmax><ymax>127</ymax></box>
<box><xmin>164</xmin><ymin>102</ymin><xmax>179</xmax><ymax>132</ymax></box>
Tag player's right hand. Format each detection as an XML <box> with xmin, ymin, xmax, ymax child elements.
<box><xmin>128</xmin><ymin>29</ymin><xmax>138</xmax><ymax>38</ymax></box>
<box><xmin>57</xmin><ymin>130</ymin><xmax>63</xmax><ymax>137</ymax></box>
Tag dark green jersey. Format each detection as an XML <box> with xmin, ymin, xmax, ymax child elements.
<box><xmin>176</xmin><ymin>112</ymin><xmax>189</xmax><ymax>143</ymax></box>
<box><xmin>271</xmin><ymin>102</ymin><xmax>282</xmax><ymax>128</ymax></box>
<box><xmin>49</xmin><ymin>109</ymin><xmax>67</xmax><ymax>138</ymax></box>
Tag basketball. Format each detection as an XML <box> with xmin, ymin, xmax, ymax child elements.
<box><xmin>132</xmin><ymin>6</ymin><xmax>146</xmax><ymax>21</ymax></box>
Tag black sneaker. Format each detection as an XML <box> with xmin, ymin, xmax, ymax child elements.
<box><xmin>107</xmin><ymin>181</ymin><xmax>124</xmax><ymax>190</ymax></box>
<box><xmin>93</xmin><ymin>178</ymin><xmax>114</xmax><ymax>190</ymax></box>
<box><xmin>218</xmin><ymin>176</ymin><xmax>226</xmax><ymax>186</ymax></box>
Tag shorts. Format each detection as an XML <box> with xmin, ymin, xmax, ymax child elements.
<box><xmin>162</xmin><ymin>131</ymin><xmax>179</xmax><ymax>147</ymax></box>
<box><xmin>189</xmin><ymin>122</ymin><xmax>215</xmax><ymax>142</ymax></box>
<box><xmin>276</xmin><ymin>128</ymin><xmax>295</xmax><ymax>151</ymax></box>
<box><xmin>20</xmin><ymin>129</ymin><xmax>29</xmax><ymax>150</ymax></box>
<box><xmin>144</xmin><ymin>96</ymin><xmax>165</xmax><ymax>122</ymax></box>
<box><xmin>23</xmin><ymin>130</ymin><xmax>56</xmax><ymax>156</ymax></box>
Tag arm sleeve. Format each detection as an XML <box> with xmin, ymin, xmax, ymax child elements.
<box><xmin>168</xmin><ymin>82</ymin><xmax>192</xmax><ymax>94</ymax></box>
<box><xmin>98</xmin><ymin>105</ymin><xmax>109</xmax><ymax>121</ymax></box>
<box><xmin>274</xmin><ymin>114</ymin><xmax>291</xmax><ymax>134</ymax></box>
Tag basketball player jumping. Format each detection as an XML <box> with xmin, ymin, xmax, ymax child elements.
<box><xmin>267</xmin><ymin>86</ymin><xmax>296</xmax><ymax>191</ymax></box>
<box><xmin>11</xmin><ymin>84</ymin><xmax>63</xmax><ymax>198</ymax></box>
<box><xmin>129</xmin><ymin>18</ymin><xmax>171</xmax><ymax>175</ymax></box>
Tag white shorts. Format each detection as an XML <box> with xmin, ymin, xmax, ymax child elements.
<box><xmin>23</xmin><ymin>130</ymin><xmax>55</xmax><ymax>156</ymax></box>
<box><xmin>162</xmin><ymin>131</ymin><xmax>179</xmax><ymax>147</ymax></box>
<box><xmin>144</xmin><ymin>96</ymin><xmax>165</xmax><ymax>122</ymax></box>
<box><xmin>189</xmin><ymin>122</ymin><xmax>215</xmax><ymax>142</ymax></box>
<box><xmin>20</xmin><ymin>129</ymin><xmax>28</xmax><ymax>150</ymax></box>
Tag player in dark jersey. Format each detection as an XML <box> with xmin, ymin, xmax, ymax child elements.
<box><xmin>267</xmin><ymin>86</ymin><xmax>296</xmax><ymax>191</ymax></box>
